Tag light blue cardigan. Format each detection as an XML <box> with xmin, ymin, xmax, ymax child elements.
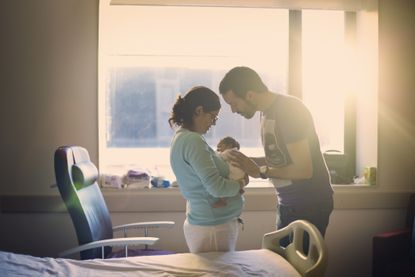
<box><xmin>170</xmin><ymin>127</ymin><xmax>244</xmax><ymax>226</ymax></box>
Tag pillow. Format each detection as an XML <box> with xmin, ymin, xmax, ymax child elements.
<box><xmin>72</xmin><ymin>161</ymin><xmax>98</xmax><ymax>189</ymax></box>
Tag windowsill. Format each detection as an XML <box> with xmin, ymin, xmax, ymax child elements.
<box><xmin>100</xmin><ymin>177</ymin><xmax>376</xmax><ymax>191</ymax></box>
<box><xmin>98</xmin><ymin>184</ymin><xmax>414</xmax><ymax>211</ymax></box>
<box><xmin>1</xmin><ymin>182</ymin><xmax>412</xmax><ymax>213</ymax></box>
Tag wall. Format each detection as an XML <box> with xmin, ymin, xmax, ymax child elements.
<box><xmin>0</xmin><ymin>0</ymin><xmax>99</xmax><ymax>195</ymax></box>
<box><xmin>1</xmin><ymin>1</ymin><xmax>415</xmax><ymax>277</ymax></box>
<box><xmin>377</xmin><ymin>0</ymin><xmax>415</xmax><ymax>189</ymax></box>
<box><xmin>0</xmin><ymin>190</ymin><xmax>409</xmax><ymax>277</ymax></box>
<box><xmin>0</xmin><ymin>0</ymin><xmax>413</xmax><ymax>195</ymax></box>
<box><xmin>0</xmin><ymin>209</ymin><xmax>276</xmax><ymax>257</ymax></box>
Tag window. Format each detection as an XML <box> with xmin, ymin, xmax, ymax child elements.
<box><xmin>99</xmin><ymin>3</ymin><xmax>288</xmax><ymax>180</ymax></box>
<box><xmin>99</xmin><ymin>1</ymin><xmax>378</xmax><ymax>184</ymax></box>
<box><xmin>302</xmin><ymin>10</ymin><xmax>355</xmax><ymax>183</ymax></box>
<box><xmin>302</xmin><ymin>10</ymin><xmax>347</xmax><ymax>153</ymax></box>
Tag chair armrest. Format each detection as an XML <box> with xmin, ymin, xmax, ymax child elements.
<box><xmin>113</xmin><ymin>221</ymin><xmax>175</xmax><ymax>236</ymax></box>
<box><xmin>59</xmin><ymin>237</ymin><xmax>159</xmax><ymax>258</ymax></box>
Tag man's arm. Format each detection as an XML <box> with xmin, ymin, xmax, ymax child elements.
<box><xmin>250</xmin><ymin>157</ymin><xmax>266</xmax><ymax>166</ymax></box>
<box><xmin>229</xmin><ymin>138</ymin><xmax>313</xmax><ymax>180</ymax></box>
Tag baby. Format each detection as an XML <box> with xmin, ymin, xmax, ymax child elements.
<box><xmin>212</xmin><ymin>136</ymin><xmax>246</xmax><ymax>208</ymax></box>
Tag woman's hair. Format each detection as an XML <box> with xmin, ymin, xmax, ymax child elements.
<box><xmin>219</xmin><ymin>66</ymin><xmax>268</xmax><ymax>98</ymax></box>
<box><xmin>169</xmin><ymin>86</ymin><xmax>221</xmax><ymax>127</ymax></box>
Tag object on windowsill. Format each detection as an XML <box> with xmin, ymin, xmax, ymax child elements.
<box><xmin>324</xmin><ymin>150</ymin><xmax>353</xmax><ymax>184</ymax></box>
<box><xmin>125</xmin><ymin>181</ymin><xmax>150</xmax><ymax>189</ymax></box>
<box><xmin>150</xmin><ymin>177</ymin><xmax>170</xmax><ymax>188</ymax></box>
<box><xmin>100</xmin><ymin>174</ymin><xmax>123</xmax><ymax>189</ymax></box>
<box><xmin>353</xmin><ymin>176</ymin><xmax>366</xmax><ymax>184</ymax></box>
<box><xmin>364</xmin><ymin>166</ymin><xmax>376</xmax><ymax>186</ymax></box>
<box><xmin>125</xmin><ymin>169</ymin><xmax>150</xmax><ymax>189</ymax></box>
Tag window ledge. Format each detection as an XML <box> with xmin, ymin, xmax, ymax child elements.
<box><xmin>1</xmin><ymin>184</ymin><xmax>413</xmax><ymax>213</ymax></box>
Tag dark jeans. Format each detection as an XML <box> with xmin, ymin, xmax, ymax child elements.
<box><xmin>276</xmin><ymin>198</ymin><xmax>333</xmax><ymax>253</ymax></box>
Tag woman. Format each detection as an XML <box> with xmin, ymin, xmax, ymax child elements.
<box><xmin>169</xmin><ymin>86</ymin><xmax>248</xmax><ymax>253</ymax></box>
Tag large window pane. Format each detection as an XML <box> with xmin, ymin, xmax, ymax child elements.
<box><xmin>99</xmin><ymin>2</ymin><xmax>288</xmax><ymax>177</ymax></box>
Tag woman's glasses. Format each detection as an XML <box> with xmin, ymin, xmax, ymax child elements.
<box><xmin>207</xmin><ymin>112</ymin><xmax>219</xmax><ymax>124</ymax></box>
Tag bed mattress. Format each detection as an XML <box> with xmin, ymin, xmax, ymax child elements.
<box><xmin>0</xmin><ymin>249</ymin><xmax>301</xmax><ymax>276</ymax></box>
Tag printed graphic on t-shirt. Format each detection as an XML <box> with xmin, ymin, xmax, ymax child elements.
<box><xmin>262</xmin><ymin>118</ymin><xmax>293</xmax><ymax>188</ymax></box>
<box><xmin>262</xmin><ymin>119</ymin><xmax>287</xmax><ymax>167</ymax></box>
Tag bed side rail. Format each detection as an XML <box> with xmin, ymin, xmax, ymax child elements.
<box><xmin>262</xmin><ymin>220</ymin><xmax>327</xmax><ymax>277</ymax></box>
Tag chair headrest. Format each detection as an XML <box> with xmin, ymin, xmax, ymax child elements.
<box><xmin>72</xmin><ymin>161</ymin><xmax>98</xmax><ymax>189</ymax></box>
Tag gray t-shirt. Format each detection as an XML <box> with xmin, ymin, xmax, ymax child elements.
<box><xmin>261</xmin><ymin>93</ymin><xmax>333</xmax><ymax>206</ymax></box>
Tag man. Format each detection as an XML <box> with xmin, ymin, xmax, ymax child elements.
<box><xmin>219</xmin><ymin>66</ymin><xmax>333</xmax><ymax>243</ymax></box>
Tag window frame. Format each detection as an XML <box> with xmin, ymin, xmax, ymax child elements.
<box><xmin>288</xmin><ymin>10</ymin><xmax>357</xmax><ymax>184</ymax></box>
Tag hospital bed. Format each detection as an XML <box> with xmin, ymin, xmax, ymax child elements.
<box><xmin>0</xmin><ymin>219</ymin><xmax>327</xmax><ymax>277</ymax></box>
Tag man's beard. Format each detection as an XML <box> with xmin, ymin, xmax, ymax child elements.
<box><xmin>240</xmin><ymin>100</ymin><xmax>257</xmax><ymax>119</ymax></box>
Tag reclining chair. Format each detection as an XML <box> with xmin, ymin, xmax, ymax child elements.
<box><xmin>54</xmin><ymin>145</ymin><xmax>175</xmax><ymax>259</ymax></box>
<box><xmin>372</xmin><ymin>194</ymin><xmax>415</xmax><ymax>276</ymax></box>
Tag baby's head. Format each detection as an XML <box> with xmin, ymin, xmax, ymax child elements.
<box><xmin>217</xmin><ymin>136</ymin><xmax>240</xmax><ymax>152</ymax></box>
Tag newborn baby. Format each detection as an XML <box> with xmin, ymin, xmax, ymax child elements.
<box><xmin>212</xmin><ymin>136</ymin><xmax>246</xmax><ymax>208</ymax></box>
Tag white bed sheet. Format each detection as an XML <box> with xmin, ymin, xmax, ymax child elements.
<box><xmin>0</xmin><ymin>249</ymin><xmax>301</xmax><ymax>277</ymax></box>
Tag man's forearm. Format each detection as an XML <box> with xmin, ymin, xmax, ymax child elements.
<box><xmin>250</xmin><ymin>157</ymin><xmax>266</xmax><ymax>166</ymax></box>
<box><xmin>266</xmin><ymin>163</ymin><xmax>313</xmax><ymax>180</ymax></box>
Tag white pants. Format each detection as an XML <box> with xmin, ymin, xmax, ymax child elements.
<box><xmin>183</xmin><ymin>218</ymin><xmax>240</xmax><ymax>253</ymax></box>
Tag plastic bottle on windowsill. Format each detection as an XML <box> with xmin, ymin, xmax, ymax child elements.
<box><xmin>364</xmin><ymin>167</ymin><xmax>377</xmax><ymax>186</ymax></box>
<box><xmin>150</xmin><ymin>177</ymin><xmax>170</xmax><ymax>188</ymax></box>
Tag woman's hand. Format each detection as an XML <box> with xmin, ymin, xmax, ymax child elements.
<box><xmin>228</xmin><ymin>150</ymin><xmax>261</xmax><ymax>178</ymax></box>
<box><xmin>238</xmin><ymin>173</ymin><xmax>250</xmax><ymax>187</ymax></box>
<box><xmin>237</xmin><ymin>173</ymin><xmax>249</xmax><ymax>195</ymax></box>
<box><xmin>243</xmin><ymin>173</ymin><xmax>249</xmax><ymax>186</ymax></box>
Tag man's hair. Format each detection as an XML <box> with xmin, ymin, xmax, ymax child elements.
<box><xmin>219</xmin><ymin>66</ymin><xmax>268</xmax><ymax>98</ymax></box>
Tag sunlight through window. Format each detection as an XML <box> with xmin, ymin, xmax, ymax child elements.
<box><xmin>302</xmin><ymin>10</ymin><xmax>347</xmax><ymax>153</ymax></box>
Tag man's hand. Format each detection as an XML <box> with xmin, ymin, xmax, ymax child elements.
<box><xmin>228</xmin><ymin>150</ymin><xmax>261</xmax><ymax>178</ymax></box>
